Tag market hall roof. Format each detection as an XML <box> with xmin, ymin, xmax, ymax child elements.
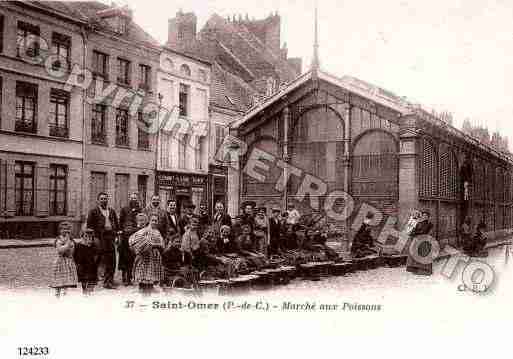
<box><xmin>231</xmin><ymin>68</ymin><xmax>513</xmax><ymax>165</ymax></box>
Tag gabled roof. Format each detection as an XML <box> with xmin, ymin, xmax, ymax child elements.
<box><xmin>200</xmin><ymin>14</ymin><xmax>298</xmax><ymax>83</ymax></box>
<box><xmin>231</xmin><ymin>69</ymin><xmax>409</xmax><ymax>129</ymax></box>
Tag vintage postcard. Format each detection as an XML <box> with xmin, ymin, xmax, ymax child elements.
<box><xmin>1</xmin><ymin>0</ymin><xmax>512</xmax><ymax>358</ymax></box>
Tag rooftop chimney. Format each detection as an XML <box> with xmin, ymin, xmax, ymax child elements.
<box><xmin>167</xmin><ymin>11</ymin><xmax>197</xmax><ymax>46</ymax></box>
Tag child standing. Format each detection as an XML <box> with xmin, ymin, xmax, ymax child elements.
<box><xmin>73</xmin><ymin>228</ymin><xmax>99</xmax><ymax>295</ymax></box>
<box><xmin>50</xmin><ymin>221</ymin><xmax>78</xmax><ymax>297</ymax></box>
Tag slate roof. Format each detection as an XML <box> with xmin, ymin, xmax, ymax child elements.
<box><xmin>168</xmin><ymin>13</ymin><xmax>300</xmax><ymax>113</ymax></box>
<box><xmin>23</xmin><ymin>1</ymin><xmax>159</xmax><ymax>47</ymax></box>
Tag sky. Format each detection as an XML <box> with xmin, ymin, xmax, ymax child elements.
<box><xmin>115</xmin><ymin>0</ymin><xmax>513</xmax><ymax>147</ymax></box>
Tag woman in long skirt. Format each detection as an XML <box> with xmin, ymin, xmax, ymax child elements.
<box><xmin>50</xmin><ymin>221</ymin><xmax>78</xmax><ymax>297</ymax></box>
<box><xmin>129</xmin><ymin>213</ymin><xmax>164</xmax><ymax>294</ymax></box>
<box><xmin>406</xmin><ymin>210</ymin><xmax>435</xmax><ymax>275</ymax></box>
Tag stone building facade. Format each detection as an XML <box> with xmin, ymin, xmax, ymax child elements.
<box><xmin>0</xmin><ymin>1</ymin><xmax>160</xmax><ymax>238</ymax></box>
<box><xmin>156</xmin><ymin>44</ymin><xmax>211</xmax><ymax>213</ymax></box>
<box><xmin>0</xmin><ymin>1</ymin><xmax>85</xmax><ymax>238</ymax></box>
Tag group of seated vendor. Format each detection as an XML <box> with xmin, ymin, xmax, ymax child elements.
<box><xmin>159</xmin><ymin>200</ymin><xmax>338</xmax><ymax>278</ymax></box>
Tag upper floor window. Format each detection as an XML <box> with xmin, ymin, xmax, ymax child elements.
<box><xmin>17</xmin><ymin>21</ymin><xmax>40</xmax><ymax>58</ymax></box>
<box><xmin>51</xmin><ymin>32</ymin><xmax>71</xmax><ymax>70</ymax></box>
<box><xmin>93</xmin><ymin>50</ymin><xmax>109</xmax><ymax>80</ymax></box>
<box><xmin>178</xmin><ymin>134</ymin><xmax>188</xmax><ymax>169</ymax></box>
<box><xmin>117</xmin><ymin>57</ymin><xmax>131</xmax><ymax>85</ymax></box>
<box><xmin>198</xmin><ymin>69</ymin><xmax>207</xmax><ymax>82</ymax></box>
<box><xmin>49</xmin><ymin>164</ymin><xmax>68</xmax><ymax>216</ymax></box>
<box><xmin>215</xmin><ymin>124</ymin><xmax>226</xmax><ymax>152</ymax></box>
<box><xmin>49</xmin><ymin>89</ymin><xmax>69</xmax><ymax>138</ymax></box>
<box><xmin>180</xmin><ymin>64</ymin><xmax>191</xmax><ymax>77</ymax></box>
<box><xmin>179</xmin><ymin>83</ymin><xmax>189</xmax><ymax>117</ymax></box>
<box><xmin>137</xmin><ymin>111</ymin><xmax>150</xmax><ymax>150</ymax></box>
<box><xmin>15</xmin><ymin>81</ymin><xmax>38</xmax><ymax>133</ymax></box>
<box><xmin>115</xmin><ymin>108</ymin><xmax>129</xmax><ymax>147</ymax></box>
<box><xmin>138</xmin><ymin>64</ymin><xmax>151</xmax><ymax>91</ymax></box>
<box><xmin>195</xmin><ymin>136</ymin><xmax>205</xmax><ymax>170</ymax></box>
<box><xmin>91</xmin><ymin>104</ymin><xmax>107</xmax><ymax>144</ymax></box>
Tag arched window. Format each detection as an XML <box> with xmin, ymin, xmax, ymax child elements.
<box><xmin>438</xmin><ymin>144</ymin><xmax>458</xmax><ymax>199</ymax></box>
<box><xmin>197</xmin><ymin>69</ymin><xmax>207</xmax><ymax>82</ymax></box>
<box><xmin>163</xmin><ymin>58</ymin><xmax>174</xmax><ymax>70</ymax></box>
<box><xmin>290</xmin><ymin>106</ymin><xmax>345</xmax><ymax>192</ymax></box>
<box><xmin>180</xmin><ymin>64</ymin><xmax>191</xmax><ymax>77</ymax></box>
<box><xmin>352</xmin><ymin>130</ymin><xmax>398</xmax><ymax>197</ymax></box>
<box><xmin>242</xmin><ymin>138</ymin><xmax>281</xmax><ymax>198</ymax></box>
<box><xmin>420</xmin><ymin>138</ymin><xmax>438</xmax><ymax>198</ymax></box>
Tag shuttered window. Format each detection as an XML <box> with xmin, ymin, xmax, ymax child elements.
<box><xmin>420</xmin><ymin>138</ymin><xmax>437</xmax><ymax>198</ymax></box>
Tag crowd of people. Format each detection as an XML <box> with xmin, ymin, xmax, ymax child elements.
<box><xmin>49</xmin><ymin>193</ymin><xmax>337</xmax><ymax>296</ymax></box>
<box><xmin>48</xmin><ymin>193</ymin><xmax>489</xmax><ymax>297</ymax></box>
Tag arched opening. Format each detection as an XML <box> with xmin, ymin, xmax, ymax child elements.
<box><xmin>242</xmin><ymin>137</ymin><xmax>281</xmax><ymax>202</ymax></box>
<box><xmin>288</xmin><ymin>105</ymin><xmax>345</xmax><ymax>215</ymax></box>
<box><xmin>351</xmin><ymin>130</ymin><xmax>398</xmax><ymax>198</ymax></box>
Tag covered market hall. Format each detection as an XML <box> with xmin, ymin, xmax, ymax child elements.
<box><xmin>224</xmin><ymin>67</ymin><xmax>513</xmax><ymax>245</ymax></box>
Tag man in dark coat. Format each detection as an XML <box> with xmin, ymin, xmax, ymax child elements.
<box><xmin>86</xmin><ymin>192</ymin><xmax>119</xmax><ymax>289</ymax></box>
<box><xmin>213</xmin><ymin>201</ymin><xmax>232</xmax><ymax>228</ymax></box>
<box><xmin>118</xmin><ymin>192</ymin><xmax>141</xmax><ymax>286</ymax></box>
<box><xmin>198</xmin><ymin>202</ymin><xmax>211</xmax><ymax>237</ymax></box>
<box><xmin>166</xmin><ymin>199</ymin><xmax>181</xmax><ymax>239</ymax></box>
<box><xmin>269</xmin><ymin>207</ymin><xmax>283</xmax><ymax>254</ymax></box>
<box><xmin>178</xmin><ymin>203</ymin><xmax>195</xmax><ymax>235</ymax></box>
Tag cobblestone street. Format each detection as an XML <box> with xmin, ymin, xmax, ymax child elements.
<box><xmin>1</xmin><ymin>242</ymin><xmax>511</xmax><ymax>298</ymax></box>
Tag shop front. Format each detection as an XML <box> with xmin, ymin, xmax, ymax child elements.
<box><xmin>156</xmin><ymin>171</ymin><xmax>208</xmax><ymax>215</ymax></box>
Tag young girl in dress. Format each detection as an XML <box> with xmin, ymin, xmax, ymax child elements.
<box><xmin>129</xmin><ymin>213</ymin><xmax>164</xmax><ymax>295</ymax></box>
<box><xmin>50</xmin><ymin>221</ymin><xmax>78</xmax><ymax>297</ymax></box>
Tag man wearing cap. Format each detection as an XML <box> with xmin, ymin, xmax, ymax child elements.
<box><xmin>198</xmin><ymin>202</ymin><xmax>211</xmax><ymax>236</ymax></box>
<box><xmin>86</xmin><ymin>192</ymin><xmax>119</xmax><ymax>289</ymax></box>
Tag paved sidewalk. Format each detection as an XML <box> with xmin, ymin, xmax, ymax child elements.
<box><xmin>0</xmin><ymin>238</ymin><xmax>54</xmax><ymax>249</ymax></box>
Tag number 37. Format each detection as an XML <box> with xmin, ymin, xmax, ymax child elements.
<box><xmin>17</xmin><ymin>347</ymin><xmax>49</xmax><ymax>356</ymax></box>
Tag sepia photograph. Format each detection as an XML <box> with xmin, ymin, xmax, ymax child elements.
<box><xmin>0</xmin><ymin>0</ymin><xmax>512</xmax><ymax>358</ymax></box>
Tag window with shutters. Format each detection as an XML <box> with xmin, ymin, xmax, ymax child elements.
<box><xmin>473</xmin><ymin>159</ymin><xmax>485</xmax><ymax>202</ymax></box>
<box><xmin>438</xmin><ymin>144</ymin><xmax>458</xmax><ymax>199</ymax></box>
<box><xmin>420</xmin><ymin>138</ymin><xmax>438</xmax><ymax>198</ymax></box>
